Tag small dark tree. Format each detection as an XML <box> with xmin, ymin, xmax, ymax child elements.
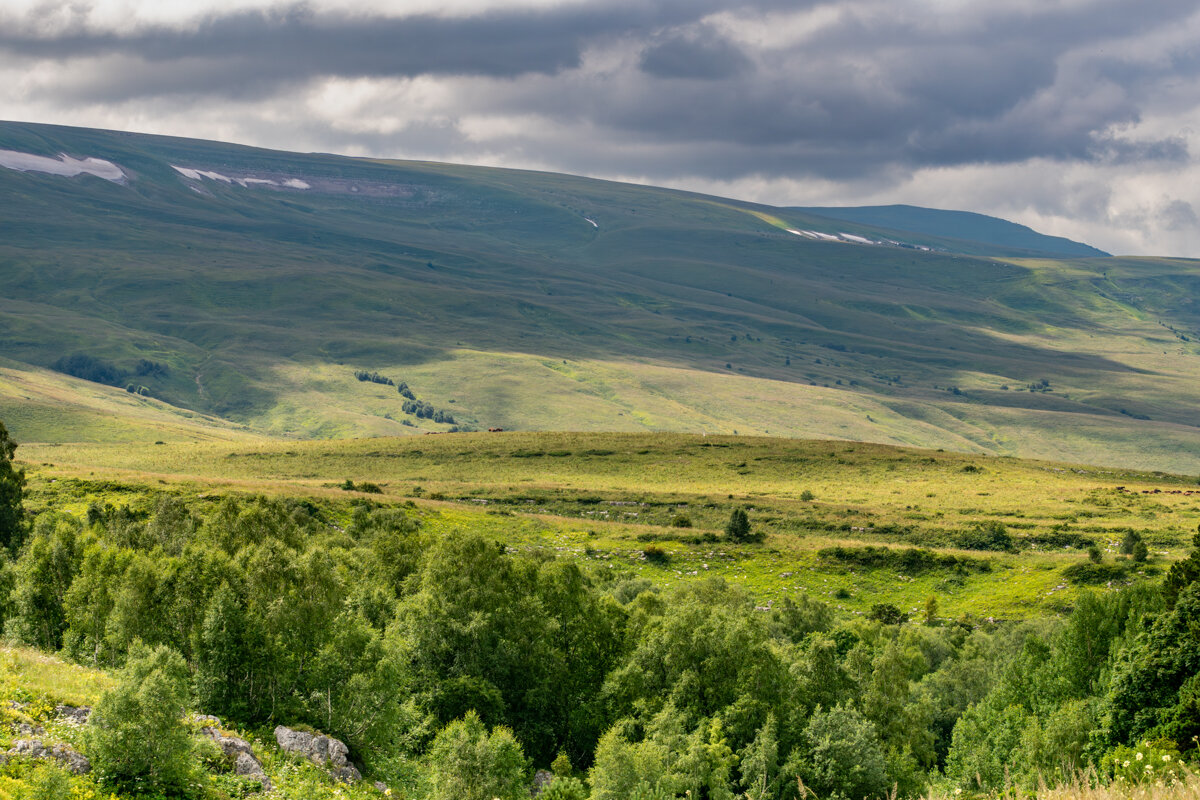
<box><xmin>1133</xmin><ymin>540</ymin><xmax>1150</xmax><ymax>563</ymax></box>
<box><xmin>725</xmin><ymin>507</ymin><xmax>761</xmax><ymax>543</ymax></box>
<box><xmin>1087</xmin><ymin>545</ymin><xmax>1103</xmax><ymax>564</ymax></box>
<box><xmin>0</xmin><ymin>420</ymin><xmax>25</xmax><ymax>552</ymax></box>
<box><xmin>1120</xmin><ymin>529</ymin><xmax>1143</xmax><ymax>555</ymax></box>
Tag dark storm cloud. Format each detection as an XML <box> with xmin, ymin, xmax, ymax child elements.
<box><xmin>3</xmin><ymin>0</ymin><xmax>1200</xmax><ymax>183</ymax></box>
<box><xmin>0</xmin><ymin>1</ymin><xmax>799</xmax><ymax>82</ymax></box>
<box><xmin>639</xmin><ymin>25</ymin><xmax>752</xmax><ymax>80</ymax></box>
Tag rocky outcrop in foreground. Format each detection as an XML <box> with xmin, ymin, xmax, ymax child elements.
<box><xmin>200</xmin><ymin>720</ymin><xmax>272</xmax><ymax>791</ymax></box>
<box><xmin>2</xmin><ymin>739</ymin><xmax>91</xmax><ymax>774</ymax></box>
<box><xmin>275</xmin><ymin>725</ymin><xmax>362</xmax><ymax>783</ymax></box>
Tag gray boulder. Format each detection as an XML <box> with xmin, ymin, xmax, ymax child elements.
<box><xmin>202</xmin><ymin>726</ymin><xmax>254</xmax><ymax>759</ymax></box>
<box><xmin>235</xmin><ymin>751</ymin><xmax>274</xmax><ymax>792</ymax></box>
<box><xmin>274</xmin><ymin>725</ymin><xmax>361</xmax><ymax>782</ymax></box>
<box><xmin>201</xmin><ymin>726</ymin><xmax>271</xmax><ymax>791</ymax></box>
<box><xmin>5</xmin><ymin>739</ymin><xmax>91</xmax><ymax>774</ymax></box>
<box><xmin>532</xmin><ymin>769</ymin><xmax>554</xmax><ymax>796</ymax></box>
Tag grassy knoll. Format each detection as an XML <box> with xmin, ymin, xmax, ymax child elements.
<box><xmin>18</xmin><ymin>431</ymin><xmax>1200</xmax><ymax>619</ymax></box>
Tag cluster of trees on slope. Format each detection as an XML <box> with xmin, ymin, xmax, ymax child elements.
<box><xmin>2</xmin><ymin>425</ymin><xmax>1200</xmax><ymax>798</ymax></box>
<box><xmin>52</xmin><ymin>354</ymin><xmax>169</xmax><ymax>395</ymax></box>
<box><xmin>354</xmin><ymin>370</ymin><xmax>458</xmax><ymax>425</ymax></box>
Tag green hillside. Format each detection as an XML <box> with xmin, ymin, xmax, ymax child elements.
<box><xmin>2</xmin><ymin>121</ymin><xmax>1199</xmax><ymax>472</ymax></box>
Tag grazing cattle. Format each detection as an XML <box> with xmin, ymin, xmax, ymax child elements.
<box><xmin>488</xmin><ymin>427</ymin><xmax>504</xmax><ymax>432</ymax></box>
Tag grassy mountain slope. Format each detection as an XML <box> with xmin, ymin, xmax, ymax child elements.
<box><xmin>1</xmin><ymin>121</ymin><xmax>1199</xmax><ymax>471</ymax></box>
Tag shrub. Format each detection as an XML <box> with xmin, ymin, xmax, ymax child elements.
<box><xmin>818</xmin><ymin>546</ymin><xmax>991</xmax><ymax>574</ymax></box>
<box><xmin>670</xmin><ymin>514</ymin><xmax>693</xmax><ymax>528</ymax></box>
<box><xmin>85</xmin><ymin>643</ymin><xmax>195</xmax><ymax>795</ymax></box>
<box><xmin>957</xmin><ymin>520</ymin><xmax>1015</xmax><ymax>552</ymax></box>
<box><xmin>541</xmin><ymin>776</ymin><xmax>588</xmax><ymax>800</ymax></box>
<box><xmin>643</xmin><ymin>545</ymin><xmax>669</xmax><ymax>565</ymax></box>
<box><xmin>1103</xmin><ymin>739</ymin><xmax>1185</xmax><ymax>785</ymax></box>
<box><xmin>428</xmin><ymin>710</ymin><xmax>529</xmax><ymax>800</ymax></box>
<box><xmin>868</xmin><ymin>603</ymin><xmax>907</xmax><ymax>625</ymax></box>
<box><xmin>1133</xmin><ymin>540</ymin><xmax>1149</xmax><ymax>562</ymax></box>
<box><xmin>1063</xmin><ymin>561</ymin><xmax>1135</xmax><ymax>585</ymax></box>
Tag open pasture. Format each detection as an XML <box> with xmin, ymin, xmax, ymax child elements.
<box><xmin>19</xmin><ymin>431</ymin><xmax>1200</xmax><ymax>619</ymax></box>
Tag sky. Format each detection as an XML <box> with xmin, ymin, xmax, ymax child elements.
<box><xmin>3</xmin><ymin>0</ymin><xmax>1200</xmax><ymax>257</ymax></box>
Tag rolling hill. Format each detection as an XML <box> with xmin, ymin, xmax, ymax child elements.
<box><xmin>1</xmin><ymin>120</ymin><xmax>1199</xmax><ymax>472</ymax></box>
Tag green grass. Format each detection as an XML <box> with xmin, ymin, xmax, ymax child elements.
<box><xmin>3</xmin><ymin>122</ymin><xmax>1200</xmax><ymax>472</ymax></box>
<box><xmin>18</xmin><ymin>431</ymin><xmax>1200</xmax><ymax>619</ymax></box>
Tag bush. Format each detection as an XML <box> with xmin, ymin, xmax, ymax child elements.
<box><xmin>790</xmin><ymin>704</ymin><xmax>889</xmax><ymax>800</ymax></box>
<box><xmin>867</xmin><ymin>603</ymin><xmax>907</xmax><ymax>625</ymax></box>
<box><xmin>818</xmin><ymin>546</ymin><xmax>991</xmax><ymax>574</ymax></box>
<box><xmin>541</xmin><ymin>776</ymin><xmax>588</xmax><ymax>800</ymax></box>
<box><xmin>670</xmin><ymin>514</ymin><xmax>693</xmax><ymax>528</ymax></box>
<box><xmin>1133</xmin><ymin>540</ymin><xmax>1149</xmax><ymax>562</ymax></box>
<box><xmin>957</xmin><ymin>521</ymin><xmax>1015</xmax><ymax>552</ymax></box>
<box><xmin>1063</xmin><ymin>561</ymin><xmax>1135</xmax><ymax>585</ymax></box>
<box><xmin>643</xmin><ymin>545</ymin><xmax>669</xmax><ymax>564</ymax></box>
<box><xmin>1103</xmin><ymin>739</ymin><xmax>1185</xmax><ymax>785</ymax></box>
<box><xmin>85</xmin><ymin>643</ymin><xmax>195</xmax><ymax>795</ymax></box>
<box><xmin>428</xmin><ymin>710</ymin><xmax>529</xmax><ymax>800</ymax></box>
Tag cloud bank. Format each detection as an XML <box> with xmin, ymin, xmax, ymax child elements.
<box><xmin>3</xmin><ymin>0</ymin><xmax>1200</xmax><ymax>256</ymax></box>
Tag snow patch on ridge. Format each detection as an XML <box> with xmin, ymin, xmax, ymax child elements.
<box><xmin>172</xmin><ymin>165</ymin><xmax>310</xmax><ymax>190</ymax></box>
<box><xmin>0</xmin><ymin>149</ymin><xmax>125</xmax><ymax>182</ymax></box>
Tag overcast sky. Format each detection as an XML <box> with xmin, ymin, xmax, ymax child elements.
<box><xmin>4</xmin><ymin>0</ymin><xmax>1200</xmax><ymax>256</ymax></box>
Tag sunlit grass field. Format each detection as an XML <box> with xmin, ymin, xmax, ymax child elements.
<box><xmin>19</xmin><ymin>431</ymin><xmax>1200</xmax><ymax>619</ymax></box>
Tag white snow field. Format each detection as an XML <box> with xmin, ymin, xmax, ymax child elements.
<box><xmin>0</xmin><ymin>149</ymin><xmax>125</xmax><ymax>182</ymax></box>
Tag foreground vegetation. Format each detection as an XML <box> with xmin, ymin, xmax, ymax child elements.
<box><xmin>4</xmin><ymin>422</ymin><xmax>1200</xmax><ymax>799</ymax></box>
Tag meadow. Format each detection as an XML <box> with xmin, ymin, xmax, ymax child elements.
<box><xmin>17</xmin><ymin>431</ymin><xmax>1200</xmax><ymax>619</ymax></box>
